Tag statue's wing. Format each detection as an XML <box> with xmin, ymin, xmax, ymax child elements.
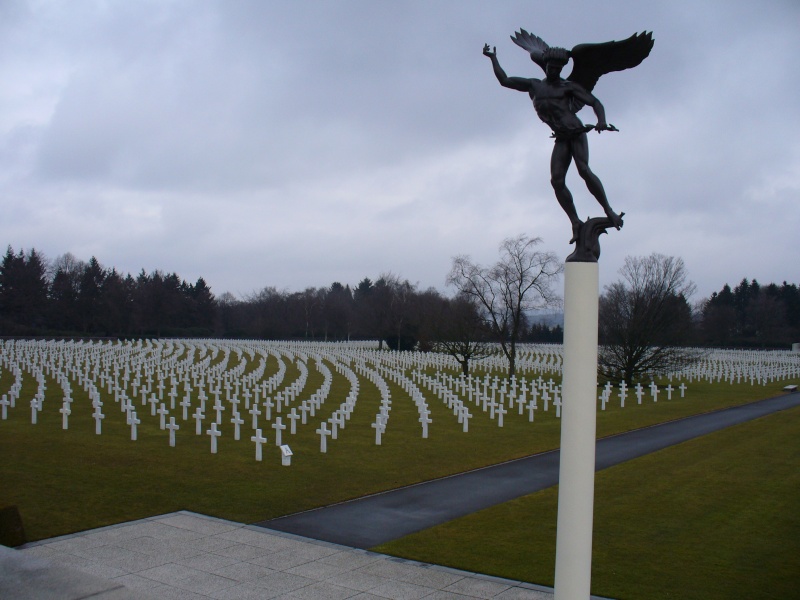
<box><xmin>568</xmin><ymin>31</ymin><xmax>654</xmax><ymax>95</ymax></box>
<box><xmin>510</xmin><ymin>28</ymin><xmax>549</xmax><ymax>73</ymax></box>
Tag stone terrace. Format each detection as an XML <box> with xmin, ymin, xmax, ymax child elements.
<box><xmin>8</xmin><ymin>511</ymin><xmax>567</xmax><ymax>600</ymax></box>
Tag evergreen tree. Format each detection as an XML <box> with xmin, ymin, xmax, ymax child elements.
<box><xmin>0</xmin><ymin>246</ymin><xmax>49</xmax><ymax>332</ymax></box>
<box><xmin>77</xmin><ymin>257</ymin><xmax>106</xmax><ymax>333</ymax></box>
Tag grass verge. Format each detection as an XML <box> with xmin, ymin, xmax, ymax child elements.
<box><xmin>373</xmin><ymin>405</ymin><xmax>800</xmax><ymax>600</ymax></box>
<box><xmin>0</xmin><ymin>349</ymin><xmax>795</xmax><ymax>544</ymax></box>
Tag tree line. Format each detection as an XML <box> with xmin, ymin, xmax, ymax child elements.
<box><xmin>1</xmin><ymin>244</ymin><xmax>796</xmax><ymax>363</ymax></box>
<box><xmin>700</xmin><ymin>278</ymin><xmax>800</xmax><ymax>348</ymax></box>
<box><xmin>0</xmin><ymin>247</ymin><xmax>216</xmax><ymax>338</ymax></box>
<box><xmin>596</xmin><ymin>254</ymin><xmax>800</xmax><ymax>383</ymax></box>
<box><xmin>0</xmin><ymin>245</ymin><xmax>558</xmax><ymax>346</ymax></box>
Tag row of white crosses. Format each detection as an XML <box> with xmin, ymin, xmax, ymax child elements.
<box><xmin>333</xmin><ymin>342</ymin><xmax>564</xmax><ymax>378</ymax></box>
<box><xmin>351</xmin><ymin>360</ymin><xmax>392</xmax><ymax>444</ymax></box>
<box><xmin>0</xmin><ymin>362</ymin><xmax>23</xmax><ymax>420</ymax></box>
<box><xmin>317</xmin><ymin>359</ymin><xmax>360</xmax><ymax>452</ymax></box>
<box><xmin>598</xmin><ymin>379</ymin><xmax>689</xmax><ymax>410</ymax></box>
<box><xmin>414</xmin><ymin>372</ymin><xmax>474</xmax><ymax>430</ymax></box>
<box><xmin>2</xmin><ymin>340</ymin><xmax>795</xmax><ymax>458</ymax></box>
<box><xmin>0</xmin><ymin>340</ymin><xmax>311</xmax><ymax>462</ymax></box>
<box><xmin>454</xmin><ymin>343</ymin><xmax>799</xmax><ymax>384</ymax></box>
<box><xmin>681</xmin><ymin>348</ymin><xmax>800</xmax><ymax>386</ymax></box>
<box><xmin>375</xmin><ymin>362</ymin><xmax>432</xmax><ymax>438</ymax></box>
<box><xmin>350</xmin><ymin>352</ymin><xmax>440</xmax><ymax>444</ymax></box>
<box><xmin>417</xmin><ymin>371</ymin><xmax>564</xmax><ymax>425</ymax></box>
<box><xmin>464</xmin><ymin>371</ymin><xmax>552</xmax><ymax>420</ymax></box>
<box><xmin>456</xmin><ymin>344</ymin><xmax>564</xmax><ymax>377</ymax></box>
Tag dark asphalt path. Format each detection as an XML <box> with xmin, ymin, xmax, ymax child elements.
<box><xmin>255</xmin><ymin>393</ymin><xmax>800</xmax><ymax>549</ymax></box>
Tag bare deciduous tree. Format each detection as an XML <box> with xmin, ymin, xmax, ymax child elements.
<box><xmin>598</xmin><ymin>253</ymin><xmax>701</xmax><ymax>384</ymax></box>
<box><xmin>431</xmin><ymin>293</ymin><xmax>494</xmax><ymax>376</ymax></box>
<box><xmin>447</xmin><ymin>234</ymin><xmax>562</xmax><ymax>377</ymax></box>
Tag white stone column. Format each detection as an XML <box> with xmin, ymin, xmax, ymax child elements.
<box><xmin>554</xmin><ymin>261</ymin><xmax>599</xmax><ymax>600</ymax></box>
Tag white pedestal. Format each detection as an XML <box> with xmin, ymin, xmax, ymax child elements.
<box><xmin>554</xmin><ymin>261</ymin><xmax>599</xmax><ymax>600</ymax></box>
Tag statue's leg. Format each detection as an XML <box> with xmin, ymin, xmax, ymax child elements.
<box><xmin>550</xmin><ymin>142</ymin><xmax>582</xmax><ymax>242</ymax></box>
<box><xmin>573</xmin><ymin>136</ymin><xmax>623</xmax><ymax>228</ymax></box>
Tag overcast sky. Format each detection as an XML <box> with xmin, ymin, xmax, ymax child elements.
<box><xmin>1</xmin><ymin>0</ymin><xmax>798</xmax><ymax>303</ymax></box>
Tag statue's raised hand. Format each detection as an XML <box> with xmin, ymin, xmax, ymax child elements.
<box><xmin>483</xmin><ymin>44</ymin><xmax>496</xmax><ymax>58</ymax></box>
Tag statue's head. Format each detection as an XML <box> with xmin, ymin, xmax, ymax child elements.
<box><xmin>542</xmin><ymin>46</ymin><xmax>570</xmax><ymax>65</ymax></box>
<box><xmin>541</xmin><ymin>47</ymin><xmax>569</xmax><ymax>80</ymax></box>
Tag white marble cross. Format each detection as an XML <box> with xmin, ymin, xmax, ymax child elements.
<box><xmin>496</xmin><ymin>403</ymin><xmax>507</xmax><ymax>427</ymax></box>
<box><xmin>157</xmin><ymin>404</ymin><xmax>169</xmax><ymax>430</ymax></box>
<box><xmin>93</xmin><ymin>407</ymin><xmax>104</xmax><ymax>434</ymax></box>
<box><xmin>207</xmin><ymin>422</ymin><xmax>221</xmax><ymax>453</ymax></box>
<box><xmin>316</xmin><ymin>421</ymin><xmax>330</xmax><ymax>453</ymax></box>
<box><xmin>272</xmin><ymin>417</ymin><xmax>286</xmax><ymax>446</ymax></box>
<box><xmin>167</xmin><ymin>387</ymin><xmax>178</xmax><ymax>410</ymax></box>
<box><xmin>194</xmin><ymin>407</ymin><xmax>205</xmax><ymax>435</ymax></box>
<box><xmin>249</xmin><ymin>404</ymin><xmax>261</xmax><ymax>429</ymax></box>
<box><xmin>122</xmin><ymin>403</ymin><xmax>133</xmax><ymax>426</ymax></box>
<box><xmin>251</xmin><ymin>429</ymin><xmax>266</xmax><ymax>461</ymax></box>
<box><xmin>419</xmin><ymin>410</ymin><xmax>432</xmax><ymax>439</ymax></box>
<box><xmin>130</xmin><ymin>412</ymin><xmax>141</xmax><ymax>441</ymax></box>
<box><xmin>600</xmin><ymin>389</ymin><xmax>609</xmax><ymax>411</ymax></box>
<box><xmin>461</xmin><ymin>407</ymin><xmax>471</xmax><ymax>432</ymax></box>
<box><xmin>299</xmin><ymin>403</ymin><xmax>309</xmax><ymax>424</ymax></box>
<box><xmin>334</xmin><ymin>411</ymin><xmax>346</xmax><ymax>432</ymax></box>
<box><xmin>288</xmin><ymin>409</ymin><xmax>300</xmax><ymax>434</ymax></box>
<box><xmin>372</xmin><ymin>418</ymin><xmax>386</xmax><ymax>445</ymax></box>
<box><xmin>264</xmin><ymin>398</ymin><xmax>274</xmax><ymax>420</ymax></box>
<box><xmin>242</xmin><ymin>387</ymin><xmax>252</xmax><ymax>410</ymax></box>
<box><xmin>516</xmin><ymin>392</ymin><xmax>526</xmax><ymax>415</ymax></box>
<box><xmin>231</xmin><ymin>412</ymin><xmax>244</xmax><ymax>441</ymax></box>
<box><xmin>213</xmin><ymin>400</ymin><xmax>225</xmax><ymax>425</ymax></box>
<box><xmin>167</xmin><ymin>417</ymin><xmax>179</xmax><ymax>447</ymax></box>
<box><xmin>180</xmin><ymin>396</ymin><xmax>191</xmax><ymax>420</ymax></box>
<box><xmin>59</xmin><ymin>404</ymin><xmax>71</xmax><ymax>429</ymax></box>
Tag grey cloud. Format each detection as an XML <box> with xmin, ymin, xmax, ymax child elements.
<box><xmin>1</xmin><ymin>0</ymin><xmax>798</xmax><ymax>300</ymax></box>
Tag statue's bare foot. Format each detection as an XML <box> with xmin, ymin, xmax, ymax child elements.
<box><xmin>604</xmin><ymin>209</ymin><xmax>624</xmax><ymax>230</ymax></box>
<box><xmin>569</xmin><ymin>220</ymin><xmax>583</xmax><ymax>244</ymax></box>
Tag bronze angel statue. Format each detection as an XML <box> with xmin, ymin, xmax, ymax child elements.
<box><xmin>484</xmin><ymin>29</ymin><xmax>653</xmax><ymax>246</ymax></box>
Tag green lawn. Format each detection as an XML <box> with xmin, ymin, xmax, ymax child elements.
<box><xmin>0</xmin><ymin>346</ymin><xmax>795</xmax><ymax>554</ymax></box>
<box><xmin>375</xmin><ymin>404</ymin><xmax>800</xmax><ymax>600</ymax></box>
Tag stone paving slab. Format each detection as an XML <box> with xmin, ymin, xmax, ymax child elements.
<box><xmin>11</xmin><ymin>511</ymin><xmax>567</xmax><ymax>600</ymax></box>
<box><xmin>0</xmin><ymin>542</ymin><xmax>148</xmax><ymax>599</ymax></box>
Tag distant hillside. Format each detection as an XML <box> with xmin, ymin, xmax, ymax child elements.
<box><xmin>528</xmin><ymin>311</ymin><xmax>564</xmax><ymax>328</ymax></box>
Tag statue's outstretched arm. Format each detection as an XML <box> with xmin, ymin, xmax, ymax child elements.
<box><xmin>484</xmin><ymin>44</ymin><xmax>531</xmax><ymax>92</ymax></box>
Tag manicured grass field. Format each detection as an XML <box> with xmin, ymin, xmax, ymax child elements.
<box><xmin>375</xmin><ymin>404</ymin><xmax>800</xmax><ymax>600</ymax></box>
<box><xmin>0</xmin><ymin>345</ymin><xmax>795</xmax><ymax>558</ymax></box>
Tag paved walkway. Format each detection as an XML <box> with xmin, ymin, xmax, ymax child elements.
<box><xmin>259</xmin><ymin>393</ymin><xmax>800</xmax><ymax>548</ymax></box>
<box><xmin>11</xmin><ymin>511</ymin><xmax>569</xmax><ymax>600</ymax></box>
